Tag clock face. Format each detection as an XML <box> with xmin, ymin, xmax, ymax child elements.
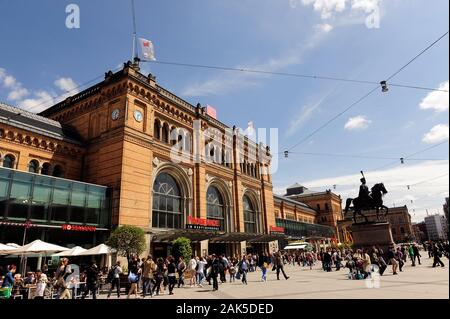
<box><xmin>134</xmin><ymin>110</ymin><xmax>143</xmax><ymax>122</ymax></box>
<box><xmin>111</xmin><ymin>109</ymin><xmax>120</xmax><ymax>121</ymax></box>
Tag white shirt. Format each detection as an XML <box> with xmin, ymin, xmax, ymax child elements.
<box><xmin>196</xmin><ymin>261</ymin><xmax>207</xmax><ymax>273</ymax></box>
<box><xmin>188</xmin><ymin>258</ymin><xmax>197</xmax><ymax>271</ymax></box>
<box><xmin>35</xmin><ymin>274</ymin><xmax>48</xmax><ymax>297</ymax></box>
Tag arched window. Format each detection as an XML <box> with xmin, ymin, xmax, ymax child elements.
<box><xmin>28</xmin><ymin>160</ymin><xmax>39</xmax><ymax>173</ymax></box>
<box><xmin>3</xmin><ymin>154</ymin><xmax>15</xmax><ymax>169</ymax></box>
<box><xmin>41</xmin><ymin>163</ymin><xmax>51</xmax><ymax>175</ymax></box>
<box><xmin>243</xmin><ymin>195</ymin><xmax>257</xmax><ymax>234</ymax></box>
<box><xmin>152</xmin><ymin>173</ymin><xmax>183</xmax><ymax>229</ymax></box>
<box><xmin>316</xmin><ymin>204</ymin><xmax>320</xmax><ymax>212</ymax></box>
<box><xmin>162</xmin><ymin>123</ymin><xmax>169</xmax><ymax>143</ymax></box>
<box><xmin>53</xmin><ymin>165</ymin><xmax>64</xmax><ymax>178</ymax></box>
<box><xmin>154</xmin><ymin>120</ymin><xmax>161</xmax><ymax>140</ymax></box>
<box><xmin>207</xmin><ymin>186</ymin><xmax>225</xmax><ymax>231</ymax></box>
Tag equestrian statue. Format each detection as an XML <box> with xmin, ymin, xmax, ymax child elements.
<box><xmin>344</xmin><ymin>171</ymin><xmax>389</xmax><ymax>224</ymax></box>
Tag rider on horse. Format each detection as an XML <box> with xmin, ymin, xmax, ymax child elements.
<box><xmin>358</xmin><ymin>177</ymin><xmax>372</xmax><ymax>208</ymax></box>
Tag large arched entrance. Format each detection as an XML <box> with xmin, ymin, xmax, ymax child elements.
<box><xmin>152</xmin><ymin>172</ymin><xmax>183</xmax><ymax>229</ymax></box>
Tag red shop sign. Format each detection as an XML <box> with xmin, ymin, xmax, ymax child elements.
<box><xmin>61</xmin><ymin>224</ymin><xmax>97</xmax><ymax>232</ymax></box>
<box><xmin>270</xmin><ymin>226</ymin><xmax>285</xmax><ymax>234</ymax></box>
<box><xmin>187</xmin><ymin>216</ymin><xmax>220</xmax><ymax>227</ymax></box>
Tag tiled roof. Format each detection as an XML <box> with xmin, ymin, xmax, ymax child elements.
<box><xmin>0</xmin><ymin>102</ymin><xmax>82</xmax><ymax>145</ymax></box>
<box><xmin>273</xmin><ymin>194</ymin><xmax>317</xmax><ymax>213</ymax></box>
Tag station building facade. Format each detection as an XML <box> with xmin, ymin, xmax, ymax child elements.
<box><xmin>1</xmin><ymin>60</ymin><xmax>279</xmax><ymax>258</ymax></box>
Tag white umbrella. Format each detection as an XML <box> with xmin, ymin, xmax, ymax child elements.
<box><xmin>6</xmin><ymin>243</ymin><xmax>21</xmax><ymax>248</ymax></box>
<box><xmin>52</xmin><ymin>246</ymin><xmax>87</xmax><ymax>257</ymax></box>
<box><xmin>0</xmin><ymin>243</ymin><xmax>17</xmax><ymax>254</ymax></box>
<box><xmin>7</xmin><ymin>240</ymin><xmax>69</xmax><ymax>255</ymax></box>
<box><xmin>78</xmin><ymin>244</ymin><xmax>113</xmax><ymax>256</ymax></box>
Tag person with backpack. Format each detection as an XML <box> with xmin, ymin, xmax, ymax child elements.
<box><xmin>107</xmin><ymin>261</ymin><xmax>122</xmax><ymax>298</ymax></box>
<box><xmin>395</xmin><ymin>247</ymin><xmax>405</xmax><ymax>272</ymax></box>
<box><xmin>177</xmin><ymin>256</ymin><xmax>186</xmax><ymax>288</ymax></box>
<box><xmin>152</xmin><ymin>257</ymin><xmax>166</xmax><ymax>296</ymax></box>
<box><xmin>82</xmin><ymin>260</ymin><xmax>100</xmax><ymax>299</ymax></box>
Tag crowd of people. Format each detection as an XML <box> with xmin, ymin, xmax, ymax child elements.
<box><xmin>1</xmin><ymin>240</ymin><xmax>448</xmax><ymax>299</ymax></box>
<box><xmin>106</xmin><ymin>251</ymin><xmax>289</xmax><ymax>299</ymax></box>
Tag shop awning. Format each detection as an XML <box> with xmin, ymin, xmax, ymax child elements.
<box><xmin>247</xmin><ymin>233</ymin><xmax>286</xmax><ymax>243</ymax></box>
<box><xmin>209</xmin><ymin>232</ymin><xmax>262</xmax><ymax>243</ymax></box>
<box><xmin>151</xmin><ymin>229</ymin><xmax>223</xmax><ymax>243</ymax></box>
<box><xmin>283</xmin><ymin>244</ymin><xmax>308</xmax><ymax>250</ymax></box>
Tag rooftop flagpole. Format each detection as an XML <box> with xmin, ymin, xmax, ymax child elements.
<box><xmin>131</xmin><ymin>0</ymin><xmax>138</xmax><ymax>60</ymax></box>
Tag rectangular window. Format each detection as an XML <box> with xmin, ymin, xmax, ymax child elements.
<box><xmin>8</xmin><ymin>172</ymin><xmax>33</xmax><ymax>219</ymax></box>
<box><xmin>70</xmin><ymin>184</ymin><xmax>86</xmax><ymax>223</ymax></box>
<box><xmin>30</xmin><ymin>176</ymin><xmax>52</xmax><ymax>221</ymax></box>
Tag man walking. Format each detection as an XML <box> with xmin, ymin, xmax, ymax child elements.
<box><xmin>107</xmin><ymin>261</ymin><xmax>122</xmax><ymax>298</ymax></box>
<box><xmin>177</xmin><ymin>256</ymin><xmax>186</xmax><ymax>288</ymax></box>
<box><xmin>412</xmin><ymin>244</ymin><xmax>421</xmax><ymax>265</ymax></box>
<box><xmin>82</xmin><ymin>261</ymin><xmax>100</xmax><ymax>299</ymax></box>
<box><xmin>275</xmin><ymin>252</ymin><xmax>289</xmax><ymax>280</ymax></box>
<box><xmin>432</xmin><ymin>243</ymin><xmax>445</xmax><ymax>268</ymax></box>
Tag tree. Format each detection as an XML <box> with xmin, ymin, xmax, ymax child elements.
<box><xmin>106</xmin><ymin>225</ymin><xmax>146</xmax><ymax>264</ymax></box>
<box><xmin>171</xmin><ymin>237</ymin><xmax>192</xmax><ymax>262</ymax></box>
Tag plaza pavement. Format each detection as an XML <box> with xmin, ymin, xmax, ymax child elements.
<box><xmin>98</xmin><ymin>255</ymin><xmax>449</xmax><ymax>300</ymax></box>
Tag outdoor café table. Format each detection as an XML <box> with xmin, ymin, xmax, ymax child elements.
<box><xmin>26</xmin><ymin>285</ymin><xmax>37</xmax><ymax>299</ymax></box>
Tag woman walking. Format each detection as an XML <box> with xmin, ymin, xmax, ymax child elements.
<box><xmin>167</xmin><ymin>256</ymin><xmax>177</xmax><ymax>295</ymax></box>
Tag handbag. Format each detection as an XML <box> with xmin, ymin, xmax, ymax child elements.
<box><xmin>235</xmin><ymin>272</ymin><xmax>241</xmax><ymax>280</ymax></box>
<box><xmin>128</xmin><ymin>272</ymin><xmax>138</xmax><ymax>283</ymax></box>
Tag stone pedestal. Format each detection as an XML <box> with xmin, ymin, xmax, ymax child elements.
<box><xmin>350</xmin><ymin>222</ymin><xmax>395</xmax><ymax>251</ymax></box>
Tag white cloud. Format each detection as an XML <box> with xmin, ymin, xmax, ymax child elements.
<box><xmin>422</xmin><ymin>124</ymin><xmax>449</xmax><ymax>144</ymax></box>
<box><xmin>275</xmin><ymin>160</ymin><xmax>449</xmax><ymax>222</ymax></box>
<box><xmin>182</xmin><ymin>26</ymin><xmax>331</xmax><ymax>97</ymax></box>
<box><xmin>19</xmin><ymin>91</ymin><xmax>56</xmax><ymax>113</ymax></box>
<box><xmin>419</xmin><ymin>81</ymin><xmax>449</xmax><ymax>113</ymax></box>
<box><xmin>344</xmin><ymin>115</ymin><xmax>371</xmax><ymax>130</ymax></box>
<box><xmin>0</xmin><ymin>68</ymin><xmax>30</xmax><ymax>101</ymax></box>
<box><xmin>301</xmin><ymin>0</ymin><xmax>380</xmax><ymax>19</ymax></box>
<box><xmin>7</xmin><ymin>87</ymin><xmax>29</xmax><ymax>101</ymax></box>
<box><xmin>0</xmin><ymin>67</ymin><xmax>79</xmax><ymax>112</ymax></box>
<box><xmin>314</xmin><ymin>23</ymin><xmax>334</xmax><ymax>33</ymax></box>
<box><xmin>54</xmin><ymin>77</ymin><xmax>78</xmax><ymax>93</ymax></box>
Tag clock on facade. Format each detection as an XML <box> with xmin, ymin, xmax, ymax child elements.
<box><xmin>111</xmin><ymin>109</ymin><xmax>120</xmax><ymax>121</ymax></box>
<box><xmin>133</xmin><ymin>110</ymin><xmax>143</xmax><ymax>122</ymax></box>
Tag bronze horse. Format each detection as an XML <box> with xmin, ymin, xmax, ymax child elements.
<box><xmin>344</xmin><ymin>183</ymin><xmax>389</xmax><ymax>223</ymax></box>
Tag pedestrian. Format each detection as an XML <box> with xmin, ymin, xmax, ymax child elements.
<box><xmin>395</xmin><ymin>247</ymin><xmax>404</xmax><ymax>272</ymax></box>
<box><xmin>210</xmin><ymin>254</ymin><xmax>220</xmax><ymax>291</ymax></box>
<box><xmin>387</xmin><ymin>246</ymin><xmax>398</xmax><ymax>275</ymax></box>
<box><xmin>258</xmin><ymin>252</ymin><xmax>269</xmax><ymax>282</ymax></box>
<box><xmin>323</xmin><ymin>249</ymin><xmax>332</xmax><ymax>272</ymax></box>
<box><xmin>177</xmin><ymin>256</ymin><xmax>186</xmax><ymax>288</ymax></box>
<box><xmin>34</xmin><ymin>269</ymin><xmax>47</xmax><ymax>299</ymax></box>
<box><xmin>152</xmin><ymin>257</ymin><xmax>165</xmax><ymax>296</ymax></box>
<box><xmin>167</xmin><ymin>256</ymin><xmax>177</xmax><ymax>295</ymax></box>
<box><xmin>239</xmin><ymin>256</ymin><xmax>249</xmax><ymax>285</ymax></box>
<box><xmin>432</xmin><ymin>243</ymin><xmax>445</xmax><ymax>268</ymax></box>
<box><xmin>82</xmin><ymin>260</ymin><xmax>99</xmax><ymax>299</ymax></box>
<box><xmin>142</xmin><ymin>256</ymin><xmax>155</xmax><ymax>298</ymax></box>
<box><xmin>55</xmin><ymin>258</ymin><xmax>72</xmax><ymax>299</ymax></box>
<box><xmin>412</xmin><ymin>244</ymin><xmax>421</xmax><ymax>265</ymax></box>
<box><xmin>127</xmin><ymin>256</ymin><xmax>140</xmax><ymax>299</ymax></box>
<box><xmin>187</xmin><ymin>255</ymin><xmax>197</xmax><ymax>287</ymax></box>
<box><xmin>228</xmin><ymin>258</ymin><xmax>236</xmax><ymax>283</ymax></box>
<box><xmin>275</xmin><ymin>252</ymin><xmax>290</xmax><ymax>280</ymax></box>
<box><xmin>196</xmin><ymin>257</ymin><xmax>207</xmax><ymax>287</ymax></box>
<box><xmin>107</xmin><ymin>261</ymin><xmax>122</xmax><ymax>298</ymax></box>
<box><xmin>408</xmin><ymin>245</ymin><xmax>416</xmax><ymax>267</ymax></box>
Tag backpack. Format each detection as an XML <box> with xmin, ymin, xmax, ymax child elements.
<box><xmin>107</xmin><ymin>267</ymin><xmax>116</xmax><ymax>283</ymax></box>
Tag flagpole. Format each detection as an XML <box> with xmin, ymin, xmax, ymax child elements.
<box><xmin>131</xmin><ymin>0</ymin><xmax>138</xmax><ymax>60</ymax></box>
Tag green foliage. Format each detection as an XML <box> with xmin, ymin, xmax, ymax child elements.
<box><xmin>171</xmin><ymin>237</ymin><xmax>192</xmax><ymax>262</ymax></box>
<box><xmin>106</xmin><ymin>225</ymin><xmax>146</xmax><ymax>262</ymax></box>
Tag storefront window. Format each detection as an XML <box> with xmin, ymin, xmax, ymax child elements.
<box><xmin>8</xmin><ymin>172</ymin><xmax>33</xmax><ymax>219</ymax></box>
<box><xmin>207</xmin><ymin>186</ymin><xmax>225</xmax><ymax>231</ymax></box>
<box><xmin>30</xmin><ymin>176</ymin><xmax>52</xmax><ymax>221</ymax></box>
<box><xmin>243</xmin><ymin>195</ymin><xmax>257</xmax><ymax>234</ymax></box>
<box><xmin>152</xmin><ymin>173</ymin><xmax>183</xmax><ymax>229</ymax></box>
<box><xmin>0</xmin><ymin>169</ymin><xmax>11</xmax><ymax>217</ymax></box>
<box><xmin>51</xmin><ymin>180</ymin><xmax>71</xmax><ymax>222</ymax></box>
<box><xmin>87</xmin><ymin>186</ymin><xmax>104</xmax><ymax>225</ymax></box>
<box><xmin>70</xmin><ymin>183</ymin><xmax>87</xmax><ymax>223</ymax></box>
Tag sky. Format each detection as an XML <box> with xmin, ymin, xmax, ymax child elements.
<box><xmin>0</xmin><ymin>0</ymin><xmax>448</xmax><ymax>222</ymax></box>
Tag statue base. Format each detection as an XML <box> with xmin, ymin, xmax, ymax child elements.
<box><xmin>349</xmin><ymin>222</ymin><xmax>395</xmax><ymax>251</ymax></box>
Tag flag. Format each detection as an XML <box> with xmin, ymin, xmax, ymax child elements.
<box><xmin>206</xmin><ymin>105</ymin><xmax>217</xmax><ymax>119</ymax></box>
<box><xmin>138</xmin><ymin>38</ymin><xmax>156</xmax><ymax>61</ymax></box>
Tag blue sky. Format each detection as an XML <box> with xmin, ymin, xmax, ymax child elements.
<box><xmin>0</xmin><ymin>0</ymin><xmax>448</xmax><ymax>222</ymax></box>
